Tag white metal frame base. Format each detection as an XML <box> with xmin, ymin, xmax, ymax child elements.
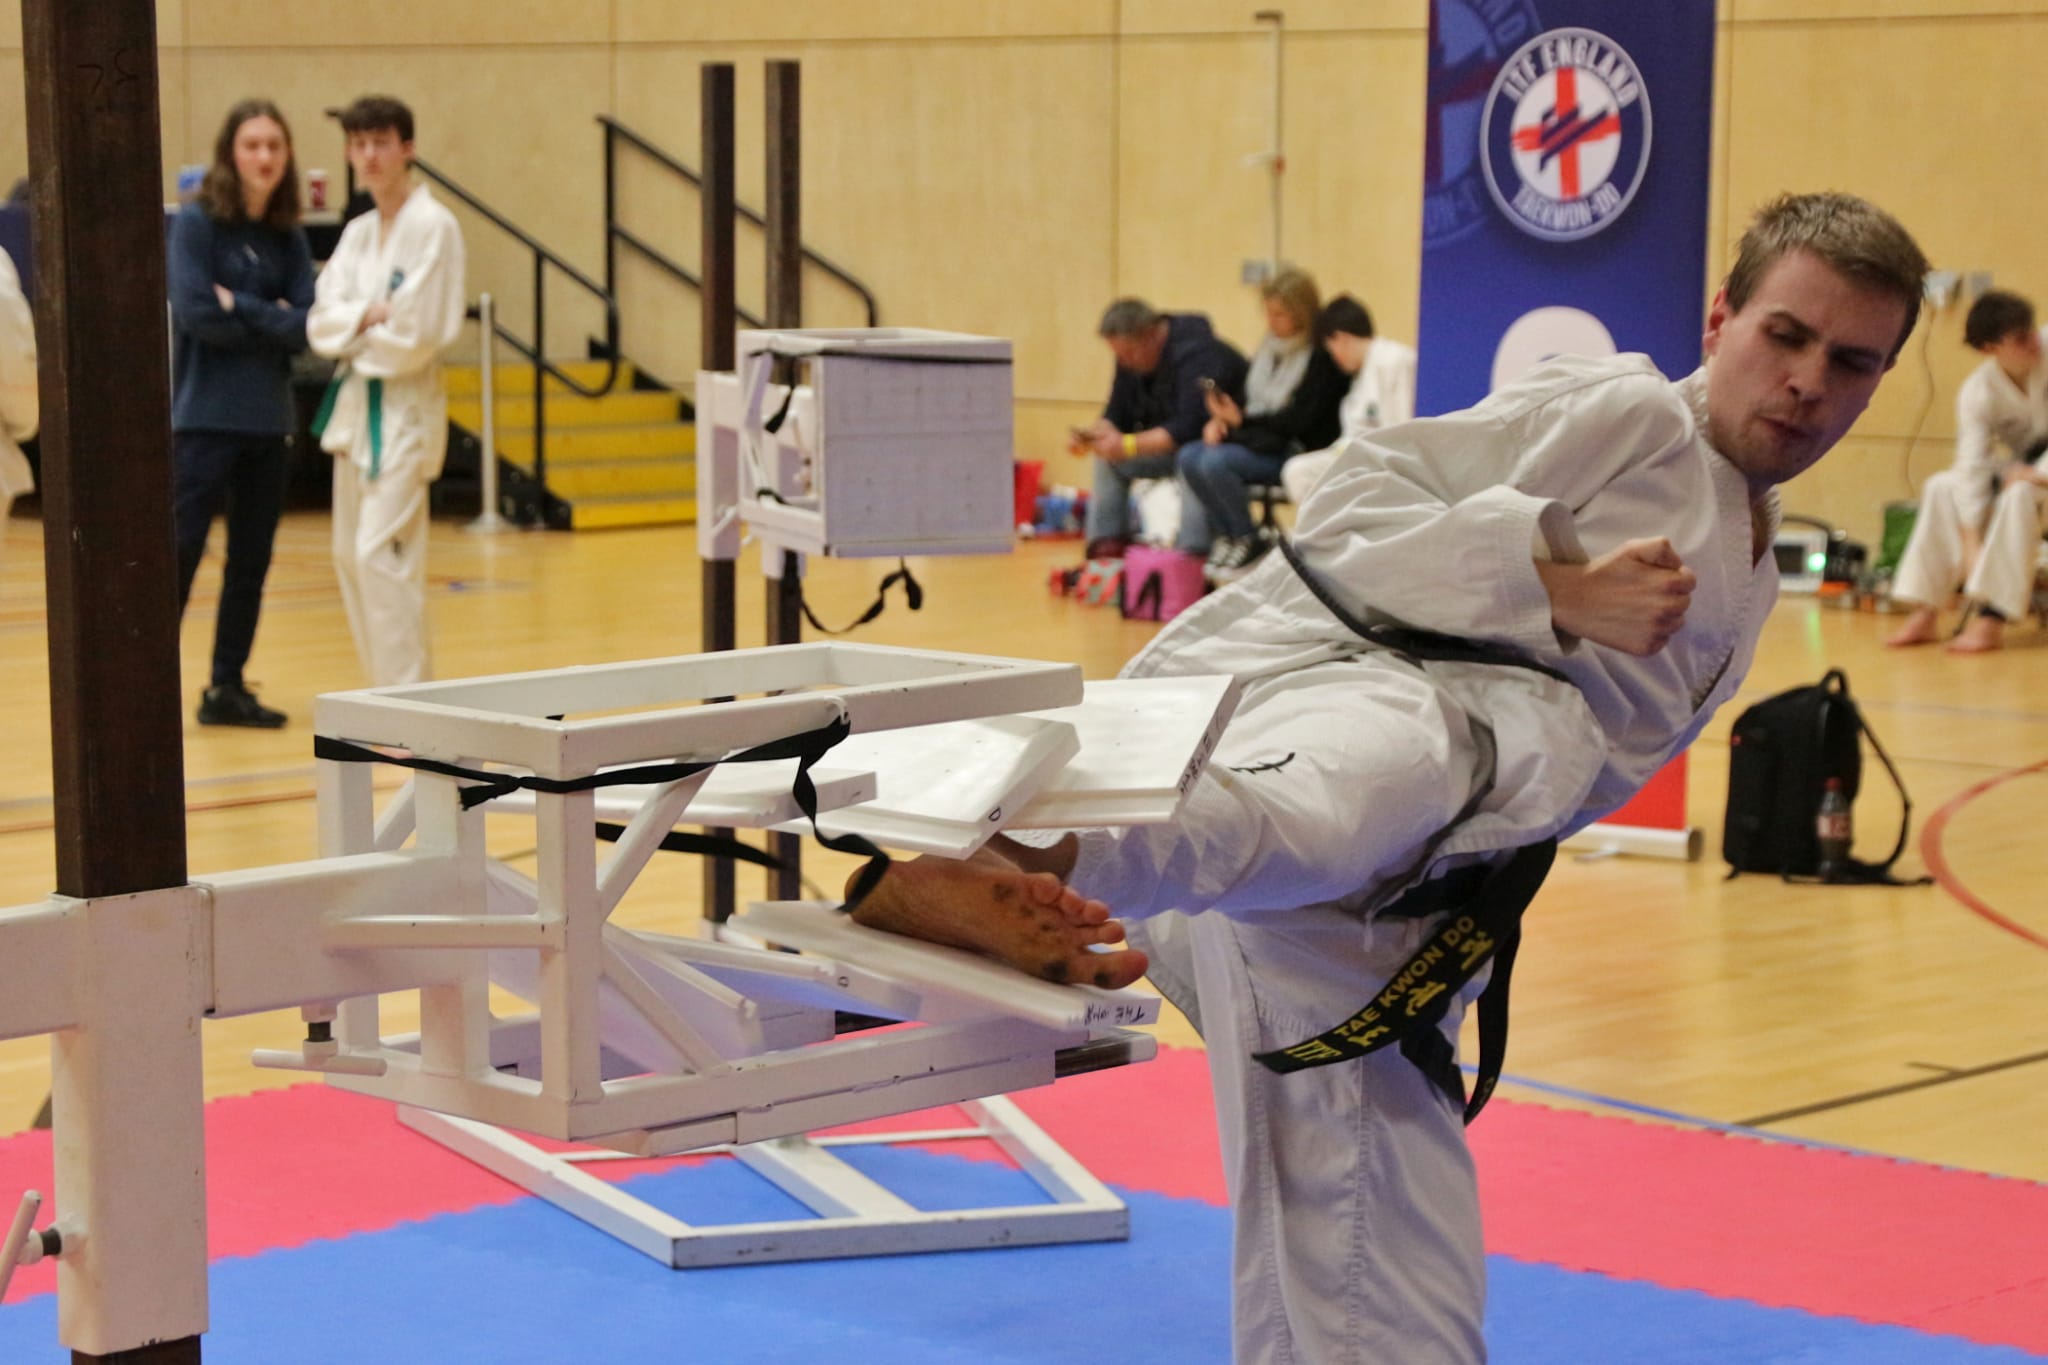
<box><xmin>398</xmin><ymin>1093</ymin><xmax>1131</xmax><ymax>1268</ymax></box>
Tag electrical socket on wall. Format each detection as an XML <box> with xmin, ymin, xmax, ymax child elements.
<box><xmin>1965</xmin><ymin>270</ymin><xmax>1995</xmax><ymax>300</ymax></box>
<box><xmin>1923</xmin><ymin>270</ymin><xmax>1960</xmax><ymax>308</ymax></box>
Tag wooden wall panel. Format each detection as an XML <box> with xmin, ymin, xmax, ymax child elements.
<box><xmin>183</xmin><ymin>0</ymin><xmax>610</xmax><ymax>48</ymax></box>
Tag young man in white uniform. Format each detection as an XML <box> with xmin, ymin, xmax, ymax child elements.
<box><xmin>850</xmin><ymin>194</ymin><xmax>1927</xmax><ymax>1364</ymax></box>
<box><xmin>0</xmin><ymin>244</ymin><xmax>36</xmax><ymax>560</ymax></box>
<box><xmin>1885</xmin><ymin>290</ymin><xmax>2048</xmax><ymax>652</ymax></box>
<box><xmin>308</xmin><ymin>96</ymin><xmax>466</xmax><ymax>686</ymax></box>
<box><xmin>1278</xmin><ymin>296</ymin><xmax>1416</xmax><ymax>507</ymax></box>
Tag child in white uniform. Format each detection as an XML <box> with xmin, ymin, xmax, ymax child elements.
<box><xmin>0</xmin><ymin>245</ymin><xmax>36</xmax><ymax>559</ymax></box>
<box><xmin>1885</xmin><ymin>290</ymin><xmax>2048</xmax><ymax>652</ymax></box>
<box><xmin>308</xmin><ymin>95</ymin><xmax>466</xmax><ymax>687</ymax></box>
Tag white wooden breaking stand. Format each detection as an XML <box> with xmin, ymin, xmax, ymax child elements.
<box><xmin>0</xmin><ymin>641</ymin><xmax>1196</xmax><ymax>1353</ymax></box>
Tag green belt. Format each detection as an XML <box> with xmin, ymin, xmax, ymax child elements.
<box><xmin>309</xmin><ymin>373</ymin><xmax>385</xmax><ymax>479</ymax></box>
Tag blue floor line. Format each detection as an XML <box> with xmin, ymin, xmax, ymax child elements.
<box><xmin>1481</xmin><ymin>1067</ymin><xmax>1884</xmax><ymax>1155</ymax></box>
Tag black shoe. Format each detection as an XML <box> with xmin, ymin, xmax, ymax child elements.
<box><xmin>197</xmin><ymin>683</ymin><xmax>287</xmax><ymax>729</ymax></box>
<box><xmin>1208</xmin><ymin>533</ymin><xmax>1274</xmax><ymax>584</ymax></box>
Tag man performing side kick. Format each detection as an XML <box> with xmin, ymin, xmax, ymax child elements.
<box><xmin>850</xmin><ymin>193</ymin><xmax>1928</xmax><ymax>1363</ymax></box>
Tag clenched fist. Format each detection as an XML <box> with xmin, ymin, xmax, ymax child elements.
<box><xmin>1537</xmin><ymin>536</ymin><xmax>1696</xmax><ymax>656</ymax></box>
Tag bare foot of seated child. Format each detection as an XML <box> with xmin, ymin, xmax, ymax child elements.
<box><xmin>848</xmin><ymin>839</ymin><xmax>1150</xmax><ymax>991</ymax></box>
<box><xmin>1883</xmin><ymin>605</ymin><xmax>1942</xmax><ymax>648</ymax></box>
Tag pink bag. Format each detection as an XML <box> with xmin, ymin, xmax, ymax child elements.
<box><xmin>1121</xmin><ymin>546</ymin><xmax>1207</xmax><ymax>623</ymax></box>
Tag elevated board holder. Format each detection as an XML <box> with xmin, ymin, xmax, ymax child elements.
<box><xmin>287</xmin><ymin>643</ymin><xmax>1211</xmax><ymax>1267</ymax></box>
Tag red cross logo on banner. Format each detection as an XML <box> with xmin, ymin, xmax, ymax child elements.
<box><xmin>1510</xmin><ymin>67</ymin><xmax>1621</xmax><ymax>200</ymax></box>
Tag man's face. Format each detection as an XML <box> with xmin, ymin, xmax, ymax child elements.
<box><xmin>1701</xmin><ymin>249</ymin><xmax>1907</xmax><ymax>490</ymax></box>
<box><xmin>1107</xmin><ymin>322</ymin><xmax>1168</xmax><ymax>375</ymax></box>
<box><xmin>346</xmin><ymin>127</ymin><xmax>412</xmax><ymax>196</ymax></box>
<box><xmin>1982</xmin><ymin>325</ymin><xmax>2042</xmax><ymax>382</ymax></box>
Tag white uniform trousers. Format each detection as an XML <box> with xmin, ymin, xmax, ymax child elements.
<box><xmin>1890</xmin><ymin>468</ymin><xmax>1987</xmax><ymax>609</ymax></box>
<box><xmin>1142</xmin><ymin>906</ymin><xmax>1489</xmax><ymax>1365</ymax></box>
<box><xmin>331</xmin><ymin>458</ymin><xmax>432</xmax><ymax>687</ymax></box>
<box><xmin>1963</xmin><ymin>479</ymin><xmax>2048</xmax><ymax>621</ymax></box>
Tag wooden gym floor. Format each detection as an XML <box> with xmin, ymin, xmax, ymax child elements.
<box><xmin>0</xmin><ymin>507</ymin><xmax>2043</xmax><ymax>1183</ymax></box>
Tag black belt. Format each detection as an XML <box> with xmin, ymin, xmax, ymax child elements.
<box><xmin>1255</xmin><ymin>536</ymin><xmax>1567</xmax><ymax>1123</ymax></box>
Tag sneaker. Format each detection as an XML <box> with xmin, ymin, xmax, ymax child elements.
<box><xmin>197</xmin><ymin>683</ymin><xmax>287</xmax><ymax>729</ymax></box>
<box><xmin>1208</xmin><ymin>533</ymin><xmax>1274</xmax><ymax>584</ymax></box>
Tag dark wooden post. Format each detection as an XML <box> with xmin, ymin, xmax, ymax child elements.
<box><xmin>763</xmin><ymin>59</ymin><xmax>804</xmax><ymax>903</ymax></box>
<box><xmin>699</xmin><ymin>62</ymin><xmax>739</xmax><ymax>924</ymax></box>
<box><xmin>21</xmin><ymin>3</ymin><xmax>203</xmax><ymax>1362</ymax></box>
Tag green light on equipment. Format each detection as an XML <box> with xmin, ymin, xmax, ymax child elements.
<box><xmin>1807</xmin><ymin>550</ymin><xmax>1827</xmax><ymax>573</ymax></box>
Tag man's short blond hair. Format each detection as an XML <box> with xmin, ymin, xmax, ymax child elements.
<box><xmin>1724</xmin><ymin>192</ymin><xmax>1929</xmax><ymax>358</ymax></box>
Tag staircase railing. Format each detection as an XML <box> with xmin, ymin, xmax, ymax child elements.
<box><xmin>328</xmin><ymin>112</ymin><xmax>620</xmax><ymax>504</ymax></box>
<box><xmin>598</xmin><ymin>114</ymin><xmax>879</xmax><ymax>332</ymax></box>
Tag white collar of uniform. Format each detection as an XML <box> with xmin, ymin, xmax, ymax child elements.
<box><xmin>1678</xmin><ymin>364</ymin><xmax>1781</xmax><ymax>548</ymax></box>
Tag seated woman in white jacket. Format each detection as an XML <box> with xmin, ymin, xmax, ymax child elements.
<box><xmin>307</xmin><ymin>95</ymin><xmax>466</xmax><ymax>688</ymax></box>
<box><xmin>1885</xmin><ymin>290</ymin><xmax>2048</xmax><ymax>652</ymax></box>
<box><xmin>1277</xmin><ymin>295</ymin><xmax>1416</xmax><ymax>506</ymax></box>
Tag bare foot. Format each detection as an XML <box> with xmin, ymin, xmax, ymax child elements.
<box><xmin>1884</xmin><ymin>606</ymin><xmax>1942</xmax><ymax>648</ymax></box>
<box><xmin>1947</xmin><ymin>613</ymin><xmax>2005</xmax><ymax>653</ymax></box>
<box><xmin>849</xmin><ymin>853</ymin><xmax>1149</xmax><ymax>991</ymax></box>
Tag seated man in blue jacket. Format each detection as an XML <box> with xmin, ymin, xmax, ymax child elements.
<box><xmin>1074</xmin><ymin>298</ymin><xmax>1247</xmax><ymax>559</ymax></box>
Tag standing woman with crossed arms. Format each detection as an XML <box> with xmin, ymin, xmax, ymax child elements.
<box><xmin>167</xmin><ymin>98</ymin><xmax>316</xmax><ymax>728</ymax></box>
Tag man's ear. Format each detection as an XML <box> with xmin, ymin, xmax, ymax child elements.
<box><xmin>1702</xmin><ymin>286</ymin><xmax>1732</xmax><ymax>358</ymax></box>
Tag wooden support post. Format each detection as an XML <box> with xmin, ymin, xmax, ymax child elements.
<box><xmin>20</xmin><ymin>1</ymin><xmax>206</xmax><ymax>1361</ymax></box>
<box><xmin>699</xmin><ymin>62</ymin><xmax>739</xmax><ymax>924</ymax></box>
<box><xmin>763</xmin><ymin>59</ymin><xmax>804</xmax><ymax>903</ymax></box>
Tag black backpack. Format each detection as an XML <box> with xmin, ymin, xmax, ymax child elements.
<box><xmin>1721</xmin><ymin>668</ymin><xmax>1927</xmax><ymax>885</ymax></box>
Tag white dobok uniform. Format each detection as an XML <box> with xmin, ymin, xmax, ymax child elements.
<box><xmin>1064</xmin><ymin>356</ymin><xmax>1778</xmax><ymax>1364</ymax></box>
<box><xmin>1891</xmin><ymin>330</ymin><xmax>2048</xmax><ymax>615</ymax></box>
<box><xmin>0</xmin><ymin>246</ymin><xmax>37</xmax><ymax>547</ymax></box>
<box><xmin>308</xmin><ymin>183</ymin><xmax>465</xmax><ymax>687</ymax></box>
<box><xmin>1279</xmin><ymin>337</ymin><xmax>1417</xmax><ymax>506</ymax></box>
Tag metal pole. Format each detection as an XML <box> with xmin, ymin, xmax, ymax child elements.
<box><xmin>466</xmin><ymin>293</ymin><xmax>508</xmax><ymax>533</ymax></box>
<box><xmin>20</xmin><ymin>1</ymin><xmax>206</xmax><ymax>1360</ymax></box>
<box><xmin>699</xmin><ymin>62</ymin><xmax>739</xmax><ymax>925</ymax></box>
<box><xmin>1255</xmin><ymin>9</ymin><xmax>1285</xmax><ymax>268</ymax></box>
<box><xmin>602</xmin><ymin>125</ymin><xmax>617</xmax><ymax>301</ymax></box>
<box><xmin>764</xmin><ymin>58</ymin><xmax>804</xmax><ymax>905</ymax></box>
<box><xmin>531</xmin><ymin>257</ymin><xmax>547</xmax><ymax>495</ymax></box>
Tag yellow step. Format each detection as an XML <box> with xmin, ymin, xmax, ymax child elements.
<box><xmin>443</xmin><ymin>358</ymin><xmax>632</xmax><ymax>399</ymax></box>
<box><xmin>567</xmin><ymin>493</ymin><xmax>698</xmax><ymax>530</ymax></box>
<box><xmin>494</xmin><ymin>423</ymin><xmax>695</xmax><ymax>465</ymax></box>
<box><xmin>516</xmin><ymin>457</ymin><xmax>696</xmax><ymax>501</ymax></box>
<box><xmin>447</xmin><ymin>390</ymin><xmax>686</xmax><ymax>431</ymax></box>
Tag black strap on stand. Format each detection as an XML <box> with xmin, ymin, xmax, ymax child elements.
<box><xmin>313</xmin><ymin>713</ymin><xmax>894</xmax><ymax>912</ymax></box>
<box><xmin>798</xmin><ymin>558</ymin><xmax>924</xmax><ymax>636</ymax></box>
<box><xmin>1253</xmin><ymin>840</ymin><xmax>1556</xmax><ymax>1124</ymax></box>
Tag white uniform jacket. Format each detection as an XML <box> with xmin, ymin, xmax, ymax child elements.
<box><xmin>1072</xmin><ymin>354</ymin><xmax>1780</xmax><ymax>922</ymax></box>
<box><xmin>1337</xmin><ymin>336</ymin><xmax>1417</xmax><ymax>438</ymax></box>
<box><xmin>1949</xmin><ymin>329</ymin><xmax>2048</xmax><ymax>525</ymax></box>
<box><xmin>0</xmin><ymin>246</ymin><xmax>36</xmax><ymax>501</ymax></box>
<box><xmin>307</xmin><ymin>183</ymin><xmax>466</xmax><ymax>482</ymax></box>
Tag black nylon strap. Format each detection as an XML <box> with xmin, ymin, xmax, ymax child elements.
<box><xmin>314</xmin><ymin>714</ymin><xmax>894</xmax><ymax>912</ymax></box>
<box><xmin>1254</xmin><ymin>839</ymin><xmax>1556</xmax><ymax>1126</ymax></box>
<box><xmin>799</xmin><ymin>559</ymin><xmax>924</xmax><ymax>636</ymax></box>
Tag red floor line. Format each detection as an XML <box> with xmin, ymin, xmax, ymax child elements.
<box><xmin>1920</xmin><ymin>757</ymin><xmax>2048</xmax><ymax>952</ymax></box>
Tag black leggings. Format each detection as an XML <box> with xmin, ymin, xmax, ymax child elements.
<box><xmin>174</xmin><ymin>430</ymin><xmax>291</xmax><ymax>688</ymax></box>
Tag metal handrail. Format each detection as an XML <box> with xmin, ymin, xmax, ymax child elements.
<box><xmin>598</xmin><ymin>114</ymin><xmax>880</xmax><ymax>329</ymax></box>
<box><xmin>326</xmin><ymin>110</ymin><xmax>621</xmax><ymax>503</ymax></box>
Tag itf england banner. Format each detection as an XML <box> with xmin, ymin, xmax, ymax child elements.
<box><xmin>1418</xmin><ymin>0</ymin><xmax>1715</xmax><ymax>413</ymax></box>
<box><xmin>1419</xmin><ymin>0</ymin><xmax>1716</xmax><ymax>858</ymax></box>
